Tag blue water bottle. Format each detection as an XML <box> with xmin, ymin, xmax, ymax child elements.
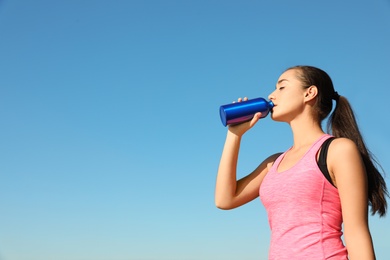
<box><xmin>219</xmin><ymin>97</ymin><xmax>274</xmax><ymax>126</ymax></box>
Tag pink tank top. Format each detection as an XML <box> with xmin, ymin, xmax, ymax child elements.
<box><xmin>260</xmin><ymin>135</ymin><xmax>348</xmax><ymax>259</ymax></box>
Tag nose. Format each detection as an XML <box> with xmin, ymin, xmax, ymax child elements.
<box><xmin>268</xmin><ymin>90</ymin><xmax>275</xmax><ymax>101</ymax></box>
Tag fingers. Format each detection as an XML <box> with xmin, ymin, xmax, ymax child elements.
<box><xmin>228</xmin><ymin>112</ymin><xmax>262</xmax><ymax>136</ymax></box>
<box><xmin>233</xmin><ymin>97</ymin><xmax>248</xmax><ymax>103</ymax></box>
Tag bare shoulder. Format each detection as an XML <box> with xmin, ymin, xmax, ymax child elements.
<box><xmin>266</xmin><ymin>152</ymin><xmax>283</xmax><ymax>162</ymax></box>
<box><xmin>234</xmin><ymin>152</ymin><xmax>283</xmax><ymax>205</ymax></box>
<box><xmin>246</xmin><ymin>152</ymin><xmax>282</xmax><ymax>178</ymax></box>
<box><xmin>257</xmin><ymin>152</ymin><xmax>283</xmax><ymax>174</ymax></box>
<box><xmin>264</xmin><ymin>152</ymin><xmax>283</xmax><ymax>168</ymax></box>
<box><xmin>328</xmin><ymin>137</ymin><xmax>360</xmax><ymax>160</ymax></box>
<box><xmin>327</xmin><ymin>137</ymin><xmax>365</xmax><ymax>187</ymax></box>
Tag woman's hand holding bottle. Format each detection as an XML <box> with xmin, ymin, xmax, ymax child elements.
<box><xmin>227</xmin><ymin>97</ymin><xmax>263</xmax><ymax>137</ymax></box>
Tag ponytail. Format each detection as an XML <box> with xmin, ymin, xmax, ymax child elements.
<box><xmin>328</xmin><ymin>96</ymin><xmax>389</xmax><ymax>217</ymax></box>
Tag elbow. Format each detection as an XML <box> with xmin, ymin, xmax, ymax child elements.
<box><xmin>215</xmin><ymin>202</ymin><xmax>229</xmax><ymax>210</ymax></box>
<box><xmin>215</xmin><ymin>198</ymin><xmax>234</xmax><ymax>210</ymax></box>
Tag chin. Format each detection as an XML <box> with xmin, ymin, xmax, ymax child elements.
<box><xmin>270</xmin><ymin>112</ymin><xmax>287</xmax><ymax>122</ymax></box>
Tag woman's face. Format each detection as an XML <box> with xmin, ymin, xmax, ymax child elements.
<box><xmin>268</xmin><ymin>69</ymin><xmax>308</xmax><ymax>122</ymax></box>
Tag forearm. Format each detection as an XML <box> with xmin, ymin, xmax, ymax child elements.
<box><xmin>215</xmin><ymin>131</ymin><xmax>242</xmax><ymax>209</ymax></box>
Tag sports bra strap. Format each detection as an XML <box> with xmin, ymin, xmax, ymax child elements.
<box><xmin>317</xmin><ymin>137</ymin><xmax>336</xmax><ymax>187</ymax></box>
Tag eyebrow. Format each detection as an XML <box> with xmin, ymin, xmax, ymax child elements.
<box><xmin>277</xmin><ymin>79</ymin><xmax>289</xmax><ymax>84</ymax></box>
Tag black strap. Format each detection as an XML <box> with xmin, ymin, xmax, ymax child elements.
<box><xmin>317</xmin><ymin>137</ymin><xmax>336</xmax><ymax>187</ymax></box>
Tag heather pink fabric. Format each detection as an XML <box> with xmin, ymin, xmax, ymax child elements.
<box><xmin>260</xmin><ymin>135</ymin><xmax>348</xmax><ymax>259</ymax></box>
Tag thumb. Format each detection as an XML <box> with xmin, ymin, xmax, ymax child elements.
<box><xmin>249</xmin><ymin>112</ymin><xmax>262</xmax><ymax>127</ymax></box>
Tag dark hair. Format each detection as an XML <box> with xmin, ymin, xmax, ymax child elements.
<box><xmin>287</xmin><ymin>65</ymin><xmax>388</xmax><ymax>217</ymax></box>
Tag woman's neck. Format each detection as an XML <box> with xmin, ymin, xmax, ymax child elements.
<box><xmin>289</xmin><ymin>116</ymin><xmax>325</xmax><ymax>149</ymax></box>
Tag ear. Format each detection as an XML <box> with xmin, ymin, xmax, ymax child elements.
<box><xmin>304</xmin><ymin>85</ymin><xmax>318</xmax><ymax>102</ymax></box>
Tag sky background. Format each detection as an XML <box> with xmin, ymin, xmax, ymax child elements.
<box><xmin>1</xmin><ymin>0</ymin><xmax>390</xmax><ymax>259</ymax></box>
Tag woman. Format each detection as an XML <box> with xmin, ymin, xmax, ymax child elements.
<box><xmin>215</xmin><ymin>65</ymin><xmax>388</xmax><ymax>259</ymax></box>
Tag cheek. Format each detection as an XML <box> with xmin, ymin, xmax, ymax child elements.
<box><xmin>271</xmin><ymin>100</ymin><xmax>303</xmax><ymax>121</ymax></box>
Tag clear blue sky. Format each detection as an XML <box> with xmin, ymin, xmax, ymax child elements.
<box><xmin>1</xmin><ymin>0</ymin><xmax>389</xmax><ymax>259</ymax></box>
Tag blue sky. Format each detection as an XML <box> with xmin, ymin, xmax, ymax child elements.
<box><xmin>0</xmin><ymin>0</ymin><xmax>389</xmax><ymax>259</ymax></box>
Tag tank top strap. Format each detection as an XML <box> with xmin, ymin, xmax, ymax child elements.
<box><xmin>269</xmin><ymin>148</ymin><xmax>289</xmax><ymax>172</ymax></box>
<box><xmin>307</xmin><ymin>134</ymin><xmax>333</xmax><ymax>157</ymax></box>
